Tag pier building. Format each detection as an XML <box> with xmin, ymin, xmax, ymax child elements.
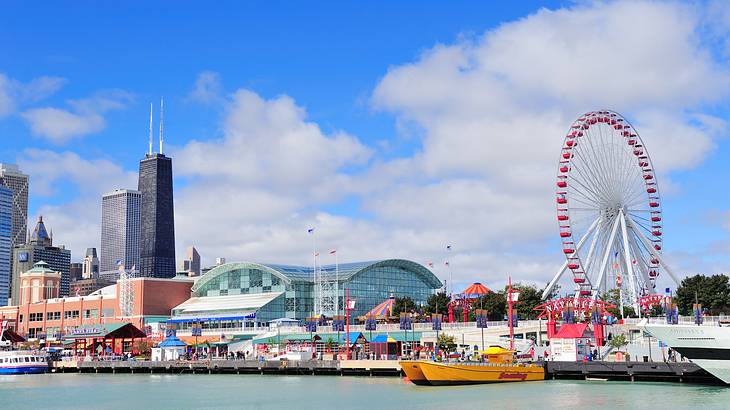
<box><xmin>169</xmin><ymin>259</ymin><xmax>441</xmax><ymax>330</ymax></box>
<box><xmin>0</xmin><ymin>275</ymin><xmax>193</xmax><ymax>339</ymax></box>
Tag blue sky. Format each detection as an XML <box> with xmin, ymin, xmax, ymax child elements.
<box><xmin>2</xmin><ymin>0</ymin><xmax>730</xmax><ymax>294</ymax></box>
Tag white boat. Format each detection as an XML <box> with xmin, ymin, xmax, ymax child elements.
<box><xmin>0</xmin><ymin>350</ymin><xmax>49</xmax><ymax>375</ymax></box>
<box><xmin>641</xmin><ymin>320</ymin><xmax>730</xmax><ymax>384</ymax></box>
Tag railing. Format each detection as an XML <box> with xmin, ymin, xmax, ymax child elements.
<box><xmin>174</xmin><ymin>320</ymin><xmax>547</xmax><ymax>337</ymax></box>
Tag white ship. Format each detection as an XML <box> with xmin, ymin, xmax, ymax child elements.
<box><xmin>641</xmin><ymin>320</ymin><xmax>730</xmax><ymax>384</ymax></box>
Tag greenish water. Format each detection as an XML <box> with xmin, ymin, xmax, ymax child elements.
<box><xmin>2</xmin><ymin>374</ymin><xmax>729</xmax><ymax>409</ymax></box>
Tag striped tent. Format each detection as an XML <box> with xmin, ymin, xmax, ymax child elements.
<box><xmin>365</xmin><ymin>296</ymin><xmax>396</xmax><ymax>318</ymax></box>
<box><xmin>462</xmin><ymin>282</ymin><xmax>491</xmax><ymax>299</ymax></box>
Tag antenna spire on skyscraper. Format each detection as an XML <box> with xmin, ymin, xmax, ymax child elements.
<box><xmin>159</xmin><ymin>97</ymin><xmax>164</xmax><ymax>155</ymax></box>
<box><xmin>148</xmin><ymin>102</ymin><xmax>153</xmax><ymax>155</ymax></box>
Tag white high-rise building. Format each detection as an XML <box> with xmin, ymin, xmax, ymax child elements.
<box><xmin>101</xmin><ymin>189</ymin><xmax>141</xmax><ymax>273</ymax></box>
<box><xmin>0</xmin><ymin>163</ymin><xmax>29</xmax><ymax>250</ymax></box>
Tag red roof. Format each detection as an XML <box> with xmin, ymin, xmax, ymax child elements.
<box><xmin>461</xmin><ymin>282</ymin><xmax>491</xmax><ymax>299</ymax></box>
<box><xmin>553</xmin><ymin>323</ymin><xmax>589</xmax><ymax>339</ymax></box>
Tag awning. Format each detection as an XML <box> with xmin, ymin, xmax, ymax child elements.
<box><xmin>371</xmin><ymin>332</ymin><xmax>422</xmax><ymax>343</ymax></box>
<box><xmin>64</xmin><ymin>323</ymin><xmax>147</xmax><ymax>340</ymax></box>
<box><xmin>1</xmin><ymin>328</ymin><xmax>25</xmax><ymax>343</ymax></box>
<box><xmin>172</xmin><ymin>292</ymin><xmax>283</xmax><ymax>316</ymax></box>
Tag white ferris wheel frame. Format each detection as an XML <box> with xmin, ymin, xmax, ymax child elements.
<box><xmin>542</xmin><ymin>110</ymin><xmax>680</xmax><ymax>307</ymax></box>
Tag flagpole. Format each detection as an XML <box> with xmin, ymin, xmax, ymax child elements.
<box><xmin>335</xmin><ymin>250</ymin><xmax>339</xmax><ymax>317</ymax></box>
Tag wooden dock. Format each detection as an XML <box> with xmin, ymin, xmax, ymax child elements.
<box><xmin>53</xmin><ymin>359</ymin><xmax>723</xmax><ymax>385</ymax></box>
<box><xmin>546</xmin><ymin>361</ymin><xmax>721</xmax><ymax>384</ymax></box>
<box><xmin>52</xmin><ymin>359</ymin><xmax>403</xmax><ymax>377</ymax></box>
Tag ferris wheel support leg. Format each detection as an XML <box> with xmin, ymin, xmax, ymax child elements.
<box><xmin>627</xmin><ymin>232</ymin><xmax>656</xmax><ymax>294</ymax></box>
<box><xmin>592</xmin><ymin>216</ymin><xmax>622</xmax><ymax>299</ymax></box>
<box><xmin>542</xmin><ymin>217</ymin><xmax>601</xmax><ymax>300</ymax></box>
<box><xmin>619</xmin><ymin>212</ymin><xmax>640</xmax><ymax>313</ymax></box>
<box><xmin>582</xmin><ymin>219</ymin><xmax>604</xmax><ymax>297</ymax></box>
<box><xmin>625</xmin><ymin>217</ymin><xmax>682</xmax><ymax>286</ymax></box>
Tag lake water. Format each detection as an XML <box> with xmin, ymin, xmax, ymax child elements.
<box><xmin>2</xmin><ymin>374</ymin><xmax>730</xmax><ymax>409</ymax></box>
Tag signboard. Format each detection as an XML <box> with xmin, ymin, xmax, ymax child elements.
<box><xmin>18</xmin><ymin>252</ymin><xmax>29</xmax><ymax>262</ymax></box>
<box><xmin>71</xmin><ymin>327</ymin><xmax>102</xmax><ymax>335</ymax></box>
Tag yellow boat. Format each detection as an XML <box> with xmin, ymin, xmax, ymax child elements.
<box><xmin>399</xmin><ymin>346</ymin><xmax>544</xmax><ymax>386</ymax></box>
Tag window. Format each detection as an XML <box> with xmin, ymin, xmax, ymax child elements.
<box><xmin>64</xmin><ymin>310</ymin><xmax>79</xmax><ymax>320</ymax></box>
<box><xmin>47</xmin><ymin>312</ymin><xmax>61</xmax><ymax>321</ymax></box>
<box><xmin>29</xmin><ymin>312</ymin><xmax>42</xmax><ymax>322</ymax></box>
<box><xmin>84</xmin><ymin>309</ymin><xmax>98</xmax><ymax>319</ymax></box>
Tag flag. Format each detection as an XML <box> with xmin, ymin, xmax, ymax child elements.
<box><xmin>329</xmin><ymin>249</ymin><xmax>336</xmax><ymax>255</ymax></box>
<box><xmin>446</xmin><ymin>245</ymin><xmax>452</xmax><ymax>250</ymax></box>
<box><xmin>314</xmin><ymin>252</ymin><xmax>320</xmax><ymax>257</ymax></box>
<box><xmin>508</xmin><ymin>291</ymin><xmax>520</xmax><ymax>302</ymax></box>
<box><xmin>632</xmin><ymin>259</ymin><xmax>637</xmax><ymax>265</ymax></box>
<box><xmin>307</xmin><ymin>228</ymin><xmax>315</xmax><ymax>234</ymax></box>
<box><xmin>347</xmin><ymin>300</ymin><xmax>356</xmax><ymax>309</ymax></box>
<box><xmin>445</xmin><ymin>261</ymin><xmax>450</xmax><ymax>266</ymax></box>
<box><xmin>427</xmin><ymin>262</ymin><xmax>434</xmax><ymax>268</ymax></box>
<box><xmin>614</xmin><ymin>251</ymin><xmax>618</xmax><ymax>258</ymax></box>
<box><xmin>116</xmin><ymin>259</ymin><xmax>123</xmax><ymax>266</ymax></box>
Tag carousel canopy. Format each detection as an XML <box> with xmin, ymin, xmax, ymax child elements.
<box><xmin>158</xmin><ymin>336</ymin><xmax>187</xmax><ymax>348</ymax></box>
<box><xmin>462</xmin><ymin>282</ymin><xmax>491</xmax><ymax>299</ymax></box>
<box><xmin>365</xmin><ymin>297</ymin><xmax>395</xmax><ymax>318</ymax></box>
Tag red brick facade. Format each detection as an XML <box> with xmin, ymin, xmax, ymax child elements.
<box><xmin>0</xmin><ymin>277</ymin><xmax>193</xmax><ymax>339</ymax></box>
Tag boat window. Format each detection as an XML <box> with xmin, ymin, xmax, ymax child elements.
<box><xmin>25</xmin><ymin>357</ymin><xmax>30</xmax><ymax>362</ymax></box>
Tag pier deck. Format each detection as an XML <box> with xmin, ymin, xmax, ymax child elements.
<box><xmin>546</xmin><ymin>361</ymin><xmax>720</xmax><ymax>384</ymax></box>
<box><xmin>52</xmin><ymin>359</ymin><xmax>402</xmax><ymax>376</ymax></box>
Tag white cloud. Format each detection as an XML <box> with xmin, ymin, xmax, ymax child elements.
<box><xmin>20</xmin><ymin>90</ymin><xmax>133</xmax><ymax>144</ymax></box>
<box><xmin>18</xmin><ymin>149</ymin><xmax>138</xmax><ymax>259</ymax></box>
<box><xmin>0</xmin><ymin>73</ymin><xmax>66</xmax><ymax>118</ymax></box>
<box><xmin>187</xmin><ymin>71</ymin><xmax>223</xmax><ymax>104</ymax></box>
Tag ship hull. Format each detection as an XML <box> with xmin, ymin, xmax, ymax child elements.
<box><xmin>642</xmin><ymin>322</ymin><xmax>730</xmax><ymax>384</ymax></box>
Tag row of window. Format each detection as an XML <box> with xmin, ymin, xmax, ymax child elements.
<box><xmin>1</xmin><ymin>356</ymin><xmax>46</xmax><ymax>364</ymax></box>
<box><xmin>22</xmin><ymin>309</ymin><xmax>115</xmax><ymax>322</ymax></box>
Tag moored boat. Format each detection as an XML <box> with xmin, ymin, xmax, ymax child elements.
<box><xmin>0</xmin><ymin>350</ymin><xmax>49</xmax><ymax>375</ymax></box>
<box><xmin>641</xmin><ymin>320</ymin><xmax>730</xmax><ymax>384</ymax></box>
<box><xmin>399</xmin><ymin>346</ymin><xmax>544</xmax><ymax>386</ymax></box>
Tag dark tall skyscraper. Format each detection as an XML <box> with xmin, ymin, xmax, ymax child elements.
<box><xmin>138</xmin><ymin>100</ymin><xmax>176</xmax><ymax>278</ymax></box>
<box><xmin>138</xmin><ymin>153</ymin><xmax>176</xmax><ymax>278</ymax></box>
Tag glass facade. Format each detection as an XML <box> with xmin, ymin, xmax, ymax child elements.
<box><xmin>0</xmin><ymin>186</ymin><xmax>11</xmax><ymax>305</ymax></box>
<box><xmin>184</xmin><ymin>260</ymin><xmax>442</xmax><ymax>322</ymax></box>
<box><xmin>138</xmin><ymin>154</ymin><xmax>176</xmax><ymax>279</ymax></box>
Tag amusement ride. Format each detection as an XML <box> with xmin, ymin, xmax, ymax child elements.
<box><xmin>542</xmin><ymin>110</ymin><xmax>680</xmax><ymax>312</ymax></box>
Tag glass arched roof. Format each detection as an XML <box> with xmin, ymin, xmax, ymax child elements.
<box><xmin>191</xmin><ymin>259</ymin><xmax>442</xmax><ymax>293</ymax></box>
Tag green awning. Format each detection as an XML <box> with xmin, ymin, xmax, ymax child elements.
<box><xmin>64</xmin><ymin>323</ymin><xmax>147</xmax><ymax>340</ymax></box>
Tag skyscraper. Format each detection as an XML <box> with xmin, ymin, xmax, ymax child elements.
<box><xmin>0</xmin><ymin>164</ymin><xmax>29</xmax><ymax>250</ymax></box>
<box><xmin>100</xmin><ymin>189</ymin><xmax>141</xmax><ymax>272</ymax></box>
<box><xmin>0</xmin><ymin>186</ymin><xmax>12</xmax><ymax>305</ymax></box>
<box><xmin>181</xmin><ymin>246</ymin><xmax>201</xmax><ymax>276</ymax></box>
<box><xmin>138</xmin><ymin>100</ymin><xmax>176</xmax><ymax>278</ymax></box>
<box><xmin>82</xmin><ymin>247</ymin><xmax>100</xmax><ymax>279</ymax></box>
<box><xmin>11</xmin><ymin>216</ymin><xmax>71</xmax><ymax>302</ymax></box>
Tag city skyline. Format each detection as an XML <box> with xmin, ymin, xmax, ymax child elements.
<box><xmin>2</xmin><ymin>1</ymin><xmax>730</xmax><ymax>292</ymax></box>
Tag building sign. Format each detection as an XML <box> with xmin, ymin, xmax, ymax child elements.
<box><xmin>71</xmin><ymin>327</ymin><xmax>102</xmax><ymax>335</ymax></box>
<box><xmin>18</xmin><ymin>252</ymin><xmax>29</xmax><ymax>262</ymax></box>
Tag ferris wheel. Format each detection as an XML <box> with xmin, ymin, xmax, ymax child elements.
<box><xmin>542</xmin><ymin>110</ymin><xmax>680</xmax><ymax>308</ymax></box>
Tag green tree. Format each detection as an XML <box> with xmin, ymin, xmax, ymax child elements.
<box><xmin>608</xmin><ymin>333</ymin><xmax>628</xmax><ymax>352</ymax></box>
<box><xmin>676</xmin><ymin>274</ymin><xmax>730</xmax><ymax>315</ymax></box>
<box><xmin>393</xmin><ymin>296</ymin><xmax>416</xmax><ymax>316</ymax></box>
<box><xmin>426</xmin><ymin>292</ymin><xmax>450</xmax><ymax>315</ymax></box>
<box><xmin>513</xmin><ymin>284</ymin><xmax>543</xmax><ymax>319</ymax></box>
<box><xmin>477</xmin><ymin>292</ymin><xmax>506</xmax><ymax>321</ymax></box>
<box><xmin>437</xmin><ymin>333</ymin><xmax>456</xmax><ymax>353</ymax></box>
<box><xmin>601</xmin><ymin>289</ymin><xmax>621</xmax><ymax>317</ymax></box>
